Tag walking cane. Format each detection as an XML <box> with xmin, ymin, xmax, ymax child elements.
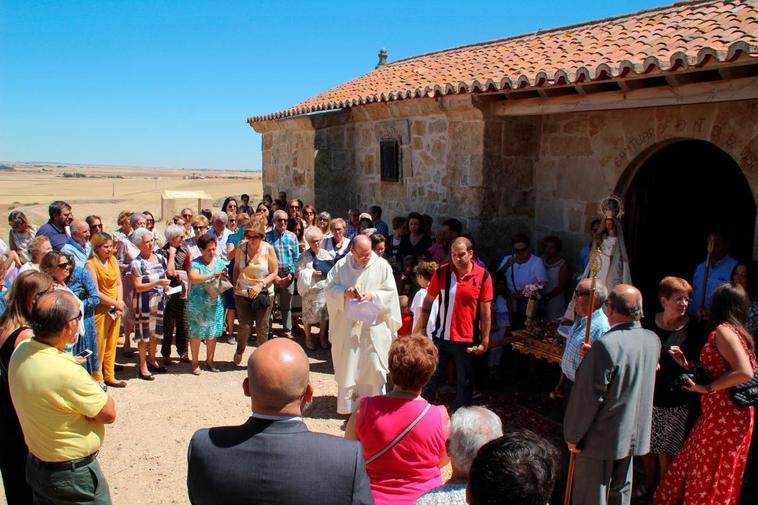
<box><xmin>564</xmin><ymin>247</ymin><xmax>602</xmax><ymax>505</ymax></box>
<box><xmin>699</xmin><ymin>237</ymin><xmax>714</xmax><ymax>317</ymax></box>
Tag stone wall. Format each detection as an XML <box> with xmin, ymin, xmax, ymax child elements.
<box><xmin>523</xmin><ymin>99</ymin><xmax>758</xmax><ymax>268</ymax></box>
<box><xmin>253</xmin><ymin>95</ymin><xmax>489</xmax><ymax>241</ymax></box>
<box><xmin>253</xmin><ymin>95</ymin><xmax>758</xmax><ymax>268</ymax></box>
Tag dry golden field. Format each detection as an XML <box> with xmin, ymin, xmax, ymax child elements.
<box><xmin>0</xmin><ymin>163</ymin><xmax>262</xmax><ymax>238</ymax></box>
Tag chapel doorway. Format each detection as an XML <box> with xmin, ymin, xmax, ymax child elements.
<box><xmin>621</xmin><ymin>139</ymin><xmax>756</xmax><ymax>316</ymax></box>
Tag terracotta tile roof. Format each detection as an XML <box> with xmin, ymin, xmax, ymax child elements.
<box><xmin>248</xmin><ymin>0</ymin><xmax>758</xmax><ymax>123</ymax></box>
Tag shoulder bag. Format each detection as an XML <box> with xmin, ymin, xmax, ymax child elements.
<box><xmin>714</xmin><ymin>327</ymin><xmax>758</xmax><ymax>407</ymax></box>
<box><xmin>365</xmin><ymin>402</ymin><xmax>431</xmax><ymax>465</ymax></box>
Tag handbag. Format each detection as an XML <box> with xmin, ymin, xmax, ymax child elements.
<box><xmin>714</xmin><ymin>327</ymin><xmax>758</xmax><ymax>407</ymax></box>
<box><xmin>730</xmin><ymin>365</ymin><xmax>758</xmax><ymax>407</ymax></box>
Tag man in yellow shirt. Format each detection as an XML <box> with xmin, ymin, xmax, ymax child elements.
<box><xmin>10</xmin><ymin>290</ymin><xmax>116</xmax><ymax>505</ymax></box>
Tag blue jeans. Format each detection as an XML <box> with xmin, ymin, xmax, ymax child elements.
<box><xmin>26</xmin><ymin>456</ymin><xmax>111</xmax><ymax>505</ymax></box>
<box><xmin>422</xmin><ymin>339</ymin><xmax>473</xmax><ymax>410</ymax></box>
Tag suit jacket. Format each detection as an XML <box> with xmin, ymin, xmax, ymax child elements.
<box><xmin>564</xmin><ymin>321</ymin><xmax>661</xmax><ymax>460</ymax></box>
<box><xmin>187</xmin><ymin>416</ymin><xmax>374</xmax><ymax>505</ymax></box>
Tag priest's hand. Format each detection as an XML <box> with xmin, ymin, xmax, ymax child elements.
<box><xmin>344</xmin><ymin>287</ymin><xmax>361</xmax><ymax>300</ymax></box>
<box><xmin>358</xmin><ymin>292</ymin><xmax>373</xmax><ymax>303</ymax></box>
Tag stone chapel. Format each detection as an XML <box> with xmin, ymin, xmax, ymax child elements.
<box><xmin>248</xmin><ymin>0</ymin><xmax>758</xmax><ymax>305</ymax></box>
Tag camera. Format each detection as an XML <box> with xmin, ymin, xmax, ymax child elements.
<box><xmin>670</xmin><ymin>366</ymin><xmax>706</xmax><ymax>392</ymax></box>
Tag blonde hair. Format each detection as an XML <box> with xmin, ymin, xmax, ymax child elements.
<box><xmin>117</xmin><ymin>210</ymin><xmax>133</xmax><ymax>227</ymax></box>
<box><xmin>190</xmin><ymin>215</ymin><xmax>209</xmax><ymax>228</ymax></box>
<box><xmin>243</xmin><ymin>215</ymin><xmax>267</xmax><ymax>238</ymax></box>
<box><xmin>27</xmin><ymin>236</ymin><xmax>51</xmax><ymax>261</ymax></box>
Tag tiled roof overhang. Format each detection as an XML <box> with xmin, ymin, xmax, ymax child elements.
<box><xmin>247</xmin><ymin>0</ymin><xmax>758</xmax><ymax>124</ymax></box>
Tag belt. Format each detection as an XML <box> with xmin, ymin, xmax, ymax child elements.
<box><xmin>30</xmin><ymin>452</ymin><xmax>98</xmax><ymax>471</ymax></box>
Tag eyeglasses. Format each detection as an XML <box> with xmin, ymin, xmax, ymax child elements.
<box><xmin>57</xmin><ymin>262</ymin><xmax>70</xmax><ymax>270</ymax></box>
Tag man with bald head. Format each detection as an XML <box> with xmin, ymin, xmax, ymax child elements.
<box><xmin>564</xmin><ymin>284</ymin><xmax>660</xmax><ymax>505</ymax></box>
<box><xmin>325</xmin><ymin>234</ymin><xmax>401</xmax><ymax>415</ymax></box>
<box><xmin>61</xmin><ymin>218</ymin><xmax>92</xmax><ymax>267</ymax></box>
<box><xmin>187</xmin><ymin>339</ymin><xmax>373</xmax><ymax>504</ymax></box>
<box><xmin>414</xmin><ymin>237</ymin><xmax>493</xmax><ymax>410</ymax></box>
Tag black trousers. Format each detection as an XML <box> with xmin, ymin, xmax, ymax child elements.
<box><xmin>161</xmin><ymin>295</ymin><xmax>188</xmax><ymax>358</ymax></box>
<box><xmin>423</xmin><ymin>339</ymin><xmax>473</xmax><ymax>410</ymax></box>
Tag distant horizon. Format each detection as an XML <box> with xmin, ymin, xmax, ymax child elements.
<box><xmin>1</xmin><ymin>1</ymin><xmax>663</xmax><ymax>171</ymax></box>
<box><xmin>1</xmin><ymin>160</ymin><xmax>260</xmax><ymax>172</ymax></box>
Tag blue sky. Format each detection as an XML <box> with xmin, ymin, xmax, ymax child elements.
<box><xmin>0</xmin><ymin>0</ymin><xmax>664</xmax><ymax>171</ymax></box>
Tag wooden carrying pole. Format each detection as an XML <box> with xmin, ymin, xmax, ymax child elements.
<box><xmin>699</xmin><ymin>237</ymin><xmax>714</xmax><ymax>314</ymax></box>
<box><xmin>565</xmin><ymin>246</ymin><xmax>602</xmax><ymax>505</ymax></box>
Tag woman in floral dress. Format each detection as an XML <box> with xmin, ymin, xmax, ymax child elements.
<box><xmin>187</xmin><ymin>234</ymin><xmax>227</xmax><ymax>375</ymax></box>
<box><xmin>654</xmin><ymin>283</ymin><xmax>755</xmax><ymax>505</ymax></box>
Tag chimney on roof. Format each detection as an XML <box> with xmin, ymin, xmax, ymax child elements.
<box><xmin>376</xmin><ymin>48</ymin><xmax>387</xmax><ymax>69</ymax></box>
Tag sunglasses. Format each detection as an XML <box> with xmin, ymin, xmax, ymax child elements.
<box><xmin>90</xmin><ymin>223</ymin><xmax>103</xmax><ymax>229</ymax></box>
<box><xmin>318</xmin><ymin>217</ymin><xmax>329</xmax><ymax>221</ymax></box>
<box><xmin>276</xmin><ymin>218</ymin><xmax>287</xmax><ymax>223</ymax></box>
<box><xmin>193</xmin><ymin>225</ymin><xmax>208</xmax><ymax>231</ymax></box>
<box><xmin>68</xmin><ymin>313</ymin><xmax>82</xmax><ymax>323</ymax></box>
<box><xmin>57</xmin><ymin>262</ymin><xmax>70</xmax><ymax>269</ymax></box>
<box><xmin>513</xmin><ymin>247</ymin><xmax>528</xmax><ymax>253</ymax></box>
<box><xmin>182</xmin><ymin>214</ymin><xmax>193</xmax><ymax>218</ymax></box>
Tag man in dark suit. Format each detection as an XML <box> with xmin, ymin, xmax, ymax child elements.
<box><xmin>187</xmin><ymin>339</ymin><xmax>374</xmax><ymax>505</ymax></box>
<box><xmin>564</xmin><ymin>284</ymin><xmax>660</xmax><ymax>505</ymax></box>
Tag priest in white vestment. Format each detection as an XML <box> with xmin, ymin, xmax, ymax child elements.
<box><xmin>325</xmin><ymin>235</ymin><xmax>402</xmax><ymax>414</ymax></box>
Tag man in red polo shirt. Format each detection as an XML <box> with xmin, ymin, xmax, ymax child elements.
<box><xmin>413</xmin><ymin>236</ymin><xmax>492</xmax><ymax>409</ymax></box>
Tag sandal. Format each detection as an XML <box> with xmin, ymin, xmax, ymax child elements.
<box><xmin>147</xmin><ymin>362</ymin><xmax>167</xmax><ymax>374</ymax></box>
<box><xmin>105</xmin><ymin>379</ymin><xmax>127</xmax><ymax>388</ymax></box>
<box><xmin>191</xmin><ymin>366</ymin><xmax>201</xmax><ymax>376</ymax></box>
<box><xmin>205</xmin><ymin>362</ymin><xmax>220</xmax><ymax>373</ymax></box>
<box><xmin>139</xmin><ymin>372</ymin><xmax>155</xmax><ymax>381</ymax></box>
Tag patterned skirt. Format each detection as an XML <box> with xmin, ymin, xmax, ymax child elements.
<box><xmin>651</xmin><ymin>404</ymin><xmax>689</xmax><ymax>455</ymax></box>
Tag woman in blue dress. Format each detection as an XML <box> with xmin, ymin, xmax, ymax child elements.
<box><xmin>187</xmin><ymin>234</ymin><xmax>227</xmax><ymax>375</ymax></box>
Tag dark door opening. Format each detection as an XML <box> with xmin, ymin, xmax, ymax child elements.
<box><xmin>622</xmin><ymin>140</ymin><xmax>756</xmax><ymax>316</ymax></box>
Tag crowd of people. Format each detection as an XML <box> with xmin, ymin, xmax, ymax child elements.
<box><xmin>0</xmin><ymin>191</ymin><xmax>755</xmax><ymax>505</ymax></box>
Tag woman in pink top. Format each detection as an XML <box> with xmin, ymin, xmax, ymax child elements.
<box><xmin>346</xmin><ymin>335</ymin><xmax>449</xmax><ymax>505</ymax></box>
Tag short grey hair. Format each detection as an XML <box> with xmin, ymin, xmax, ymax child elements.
<box><xmin>212</xmin><ymin>211</ymin><xmax>228</xmax><ymax>225</ymax></box>
<box><xmin>273</xmin><ymin>209</ymin><xmax>288</xmax><ymax>222</ymax></box>
<box><xmin>164</xmin><ymin>224</ymin><xmax>185</xmax><ymax>242</ymax></box>
<box><xmin>130</xmin><ymin>227</ymin><xmax>154</xmax><ymax>245</ymax></box>
<box><xmin>594</xmin><ymin>281</ymin><xmax>608</xmax><ymax>309</ymax></box>
<box><xmin>447</xmin><ymin>407</ymin><xmax>503</xmax><ymax>476</ymax></box>
<box><xmin>304</xmin><ymin>226</ymin><xmax>323</xmax><ymax>244</ymax></box>
<box><xmin>129</xmin><ymin>212</ymin><xmax>146</xmax><ymax>228</ymax></box>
